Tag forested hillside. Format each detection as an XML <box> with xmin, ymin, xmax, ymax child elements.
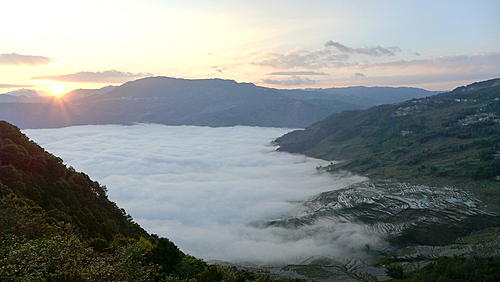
<box><xmin>0</xmin><ymin>121</ymin><xmax>276</xmax><ymax>281</ymax></box>
<box><xmin>276</xmin><ymin>78</ymin><xmax>500</xmax><ymax>211</ymax></box>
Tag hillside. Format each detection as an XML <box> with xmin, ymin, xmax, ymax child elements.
<box><xmin>278</xmin><ymin>86</ymin><xmax>438</xmax><ymax>108</ymax></box>
<box><xmin>0</xmin><ymin>77</ymin><xmax>435</xmax><ymax>129</ymax></box>
<box><xmin>316</xmin><ymin>86</ymin><xmax>439</xmax><ymax>107</ymax></box>
<box><xmin>276</xmin><ymin>78</ymin><xmax>500</xmax><ymax>210</ymax></box>
<box><xmin>0</xmin><ymin>121</ymin><xmax>278</xmax><ymax>281</ymax></box>
<box><xmin>0</xmin><ymin>120</ymin><xmax>147</xmax><ymax>240</ymax></box>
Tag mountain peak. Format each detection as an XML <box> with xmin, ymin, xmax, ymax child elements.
<box><xmin>123</xmin><ymin>76</ymin><xmax>243</xmax><ymax>86</ymax></box>
<box><xmin>2</xmin><ymin>89</ymin><xmax>44</xmax><ymax>97</ymax></box>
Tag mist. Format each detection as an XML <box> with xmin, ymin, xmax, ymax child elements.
<box><xmin>25</xmin><ymin>124</ymin><xmax>384</xmax><ymax>265</ymax></box>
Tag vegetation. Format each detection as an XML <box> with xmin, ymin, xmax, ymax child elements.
<box><xmin>276</xmin><ymin>78</ymin><xmax>500</xmax><ymax>212</ymax></box>
<box><xmin>0</xmin><ymin>120</ymin><xmax>289</xmax><ymax>281</ymax></box>
<box><xmin>276</xmin><ymin>79</ymin><xmax>500</xmax><ymax>280</ymax></box>
<box><xmin>389</xmin><ymin>214</ymin><xmax>500</xmax><ymax>247</ymax></box>
<box><xmin>389</xmin><ymin>256</ymin><xmax>500</xmax><ymax>282</ymax></box>
<box><xmin>2</xmin><ymin>78</ymin><xmax>498</xmax><ymax>280</ymax></box>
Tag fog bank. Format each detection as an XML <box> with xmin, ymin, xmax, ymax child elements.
<box><xmin>25</xmin><ymin>124</ymin><xmax>382</xmax><ymax>265</ymax></box>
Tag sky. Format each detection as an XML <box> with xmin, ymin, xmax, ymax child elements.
<box><xmin>25</xmin><ymin>124</ymin><xmax>379</xmax><ymax>264</ymax></box>
<box><xmin>1</xmin><ymin>0</ymin><xmax>499</xmax><ymax>95</ymax></box>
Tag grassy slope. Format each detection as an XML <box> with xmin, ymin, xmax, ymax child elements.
<box><xmin>276</xmin><ymin>79</ymin><xmax>500</xmax><ymax>212</ymax></box>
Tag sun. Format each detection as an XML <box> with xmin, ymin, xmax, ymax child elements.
<box><xmin>47</xmin><ymin>85</ymin><xmax>67</xmax><ymax>97</ymax></box>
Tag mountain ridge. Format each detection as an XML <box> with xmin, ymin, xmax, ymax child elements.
<box><xmin>0</xmin><ymin>76</ymin><xmax>437</xmax><ymax>129</ymax></box>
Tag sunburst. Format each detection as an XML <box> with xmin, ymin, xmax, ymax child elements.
<box><xmin>47</xmin><ymin>84</ymin><xmax>67</xmax><ymax>97</ymax></box>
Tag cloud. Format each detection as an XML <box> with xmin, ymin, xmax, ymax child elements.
<box><xmin>0</xmin><ymin>84</ymin><xmax>33</xmax><ymax>88</ymax></box>
<box><xmin>253</xmin><ymin>40</ymin><xmax>400</xmax><ymax>69</ymax></box>
<box><xmin>0</xmin><ymin>53</ymin><xmax>52</xmax><ymax>66</ymax></box>
<box><xmin>211</xmin><ymin>65</ymin><xmax>225</xmax><ymax>73</ymax></box>
<box><xmin>354</xmin><ymin>52</ymin><xmax>500</xmax><ymax>88</ymax></box>
<box><xmin>366</xmin><ymin>52</ymin><xmax>500</xmax><ymax>70</ymax></box>
<box><xmin>266</xmin><ymin>71</ymin><xmax>328</xmax><ymax>76</ymax></box>
<box><xmin>253</xmin><ymin>49</ymin><xmax>350</xmax><ymax>69</ymax></box>
<box><xmin>253</xmin><ymin>43</ymin><xmax>497</xmax><ymax>90</ymax></box>
<box><xmin>325</xmin><ymin>41</ymin><xmax>401</xmax><ymax>57</ymax></box>
<box><xmin>317</xmin><ymin>52</ymin><xmax>499</xmax><ymax>89</ymax></box>
<box><xmin>33</xmin><ymin>70</ymin><xmax>152</xmax><ymax>83</ymax></box>
<box><xmin>25</xmin><ymin>124</ymin><xmax>378</xmax><ymax>265</ymax></box>
<box><xmin>262</xmin><ymin>76</ymin><xmax>317</xmax><ymax>86</ymax></box>
<box><xmin>354</xmin><ymin>72</ymin><xmax>500</xmax><ymax>89</ymax></box>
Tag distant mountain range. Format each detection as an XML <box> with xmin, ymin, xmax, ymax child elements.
<box><xmin>0</xmin><ymin>76</ymin><xmax>438</xmax><ymax>129</ymax></box>
<box><xmin>0</xmin><ymin>89</ymin><xmax>47</xmax><ymax>103</ymax></box>
<box><xmin>278</xmin><ymin>86</ymin><xmax>441</xmax><ymax>108</ymax></box>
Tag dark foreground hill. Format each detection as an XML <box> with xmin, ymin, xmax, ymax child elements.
<box><xmin>0</xmin><ymin>121</ymin><xmax>278</xmax><ymax>281</ymax></box>
<box><xmin>276</xmin><ymin>78</ymin><xmax>500</xmax><ymax>211</ymax></box>
<box><xmin>0</xmin><ymin>76</ymin><xmax>436</xmax><ymax>129</ymax></box>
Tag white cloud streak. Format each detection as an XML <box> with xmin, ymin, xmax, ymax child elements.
<box><xmin>0</xmin><ymin>84</ymin><xmax>33</xmax><ymax>88</ymax></box>
<box><xmin>325</xmin><ymin>41</ymin><xmax>401</xmax><ymax>56</ymax></box>
<box><xmin>253</xmin><ymin>49</ymin><xmax>350</xmax><ymax>69</ymax></box>
<box><xmin>266</xmin><ymin>71</ymin><xmax>328</xmax><ymax>76</ymax></box>
<box><xmin>262</xmin><ymin>76</ymin><xmax>317</xmax><ymax>86</ymax></box>
<box><xmin>364</xmin><ymin>52</ymin><xmax>500</xmax><ymax>70</ymax></box>
<box><xmin>253</xmin><ymin>41</ymin><xmax>401</xmax><ymax>69</ymax></box>
<box><xmin>0</xmin><ymin>53</ymin><xmax>52</xmax><ymax>66</ymax></box>
<box><xmin>24</xmin><ymin>124</ymin><xmax>381</xmax><ymax>265</ymax></box>
<box><xmin>33</xmin><ymin>70</ymin><xmax>152</xmax><ymax>83</ymax></box>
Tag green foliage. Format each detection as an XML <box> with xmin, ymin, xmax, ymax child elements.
<box><xmin>402</xmin><ymin>256</ymin><xmax>500</xmax><ymax>282</ymax></box>
<box><xmin>198</xmin><ymin>265</ymin><xmax>225</xmax><ymax>281</ymax></box>
<box><xmin>0</xmin><ymin>121</ymin><xmax>147</xmax><ymax>240</ymax></box>
<box><xmin>148</xmin><ymin>235</ymin><xmax>183</xmax><ymax>273</ymax></box>
<box><xmin>386</xmin><ymin>264</ymin><xmax>405</xmax><ymax>279</ymax></box>
<box><xmin>0</xmin><ymin>231</ymin><xmax>278</xmax><ymax>281</ymax></box>
<box><xmin>276</xmin><ymin>81</ymin><xmax>500</xmax><ymax>212</ymax></box>
<box><xmin>0</xmin><ymin>235</ymin><xmax>158</xmax><ymax>281</ymax></box>
<box><xmin>0</xmin><ymin>120</ymin><xmax>284</xmax><ymax>281</ymax></box>
<box><xmin>176</xmin><ymin>255</ymin><xmax>208</xmax><ymax>279</ymax></box>
<box><xmin>0</xmin><ymin>186</ymin><xmax>61</xmax><ymax>238</ymax></box>
<box><xmin>196</xmin><ymin>265</ymin><xmax>262</xmax><ymax>282</ymax></box>
<box><xmin>390</xmin><ymin>215</ymin><xmax>500</xmax><ymax>247</ymax></box>
<box><xmin>88</xmin><ymin>238</ymin><xmax>109</xmax><ymax>253</ymax></box>
<box><xmin>47</xmin><ymin>272</ymin><xmax>87</xmax><ymax>282</ymax></box>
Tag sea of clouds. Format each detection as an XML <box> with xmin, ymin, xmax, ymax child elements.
<box><xmin>25</xmin><ymin>124</ymin><xmax>384</xmax><ymax>265</ymax></box>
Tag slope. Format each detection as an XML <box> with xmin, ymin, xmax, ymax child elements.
<box><xmin>0</xmin><ymin>120</ymin><xmax>280</xmax><ymax>281</ymax></box>
<box><xmin>276</xmin><ymin>78</ymin><xmax>500</xmax><ymax>210</ymax></box>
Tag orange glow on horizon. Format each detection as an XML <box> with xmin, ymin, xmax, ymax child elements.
<box><xmin>47</xmin><ymin>84</ymin><xmax>68</xmax><ymax>97</ymax></box>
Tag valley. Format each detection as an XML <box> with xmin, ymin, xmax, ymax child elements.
<box><xmin>23</xmin><ymin>120</ymin><xmax>498</xmax><ymax>281</ymax></box>
<box><xmin>2</xmin><ymin>1</ymin><xmax>499</xmax><ymax>280</ymax></box>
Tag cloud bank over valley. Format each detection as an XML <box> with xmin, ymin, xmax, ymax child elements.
<box><xmin>25</xmin><ymin>124</ymin><xmax>382</xmax><ymax>265</ymax></box>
